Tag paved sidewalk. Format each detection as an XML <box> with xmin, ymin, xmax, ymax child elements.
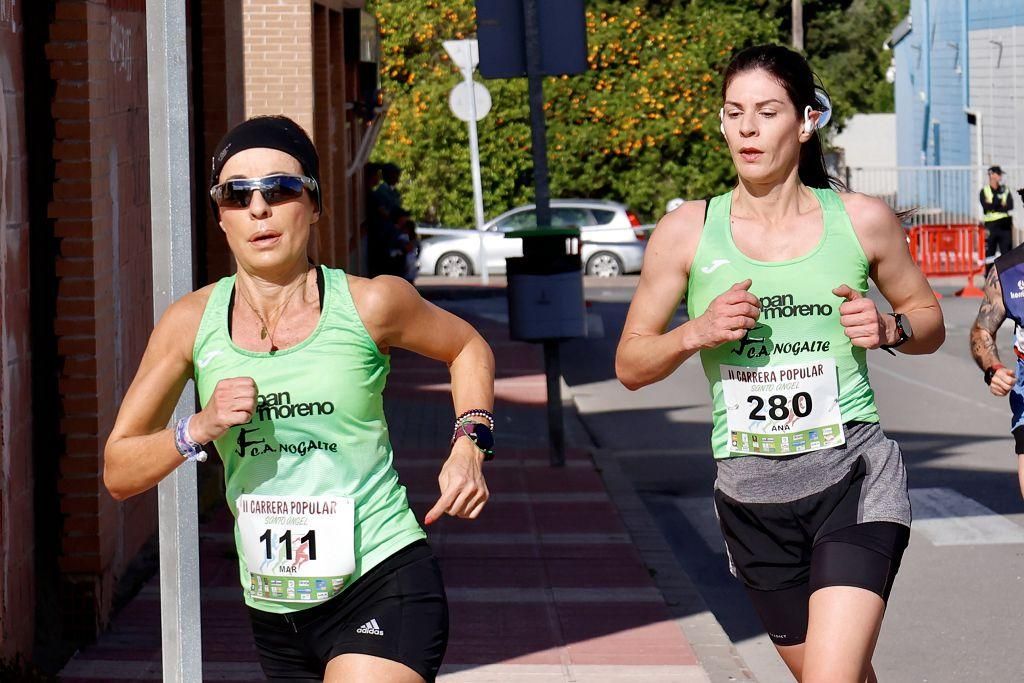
<box><xmin>59</xmin><ymin>283</ymin><xmax>721</xmax><ymax>683</ymax></box>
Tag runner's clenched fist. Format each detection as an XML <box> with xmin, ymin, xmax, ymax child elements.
<box><xmin>988</xmin><ymin>365</ymin><xmax>1017</xmax><ymax>397</ymax></box>
<box><xmin>190</xmin><ymin>377</ymin><xmax>259</xmax><ymax>443</ymax></box>
<box><xmin>833</xmin><ymin>284</ymin><xmax>886</xmax><ymax>349</ymax></box>
<box><xmin>693</xmin><ymin>279</ymin><xmax>761</xmax><ymax>349</ymax></box>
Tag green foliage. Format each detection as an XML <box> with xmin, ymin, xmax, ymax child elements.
<box><xmin>803</xmin><ymin>0</ymin><xmax>909</xmax><ymax>125</ymax></box>
<box><xmin>369</xmin><ymin>1</ymin><xmax>777</xmax><ymax>225</ymax></box>
<box><xmin>709</xmin><ymin>0</ymin><xmax>908</xmax><ymax>122</ymax></box>
<box><xmin>367</xmin><ymin>0</ymin><xmax>906</xmax><ymax>226</ymax></box>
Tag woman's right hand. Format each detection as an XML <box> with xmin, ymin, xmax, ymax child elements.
<box><xmin>692</xmin><ymin>279</ymin><xmax>761</xmax><ymax>349</ymax></box>
<box><xmin>190</xmin><ymin>377</ymin><xmax>259</xmax><ymax>443</ymax></box>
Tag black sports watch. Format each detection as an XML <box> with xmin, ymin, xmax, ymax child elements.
<box><xmin>454</xmin><ymin>422</ymin><xmax>495</xmax><ymax>461</ymax></box>
<box><xmin>881</xmin><ymin>313</ymin><xmax>912</xmax><ymax>356</ymax></box>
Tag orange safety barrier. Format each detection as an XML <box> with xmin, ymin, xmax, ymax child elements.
<box><xmin>907</xmin><ymin>224</ymin><xmax>986</xmax><ymax>298</ymax></box>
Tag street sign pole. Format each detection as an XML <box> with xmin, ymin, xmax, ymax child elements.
<box><xmin>444</xmin><ymin>40</ymin><xmax>489</xmax><ymax>285</ymax></box>
<box><xmin>463</xmin><ymin>44</ymin><xmax>489</xmax><ymax>286</ymax></box>
<box><xmin>521</xmin><ymin>0</ymin><xmax>564</xmax><ymax>466</ymax></box>
<box><xmin>146</xmin><ymin>1</ymin><xmax>202</xmax><ymax>681</ymax></box>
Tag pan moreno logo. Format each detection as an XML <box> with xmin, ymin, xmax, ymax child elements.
<box><xmin>234</xmin><ymin>391</ymin><xmax>339</xmax><ymax>458</ymax></box>
<box><xmin>256</xmin><ymin>390</ymin><xmax>335</xmax><ymax>420</ymax></box>
<box><xmin>758</xmin><ymin>293</ymin><xmax>833</xmax><ymax>320</ymax></box>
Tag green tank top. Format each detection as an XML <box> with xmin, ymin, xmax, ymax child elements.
<box><xmin>686</xmin><ymin>188</ymin><xmax>878</xmax><ymax>460</ymax></box>
<box><xmin>193</xmin><ymin>266</ymin><xmax>425</xmax><ymax>613</ymax></box>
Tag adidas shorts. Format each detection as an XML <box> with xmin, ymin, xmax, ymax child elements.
<box><xmin>248</xmin><ymin>540</ymin><xmax>448</xmax><ymax>682</ymax></box>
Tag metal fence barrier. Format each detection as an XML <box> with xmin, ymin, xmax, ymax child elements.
<box><xmin>907</xmin><ymin>224</ymin><xmax>986</xmax><ymax>298</ymax></box>
<box><xmin>846</xmin><ymin>165</ymin><xmax>1024</xmax><ymax>232</ymax></box>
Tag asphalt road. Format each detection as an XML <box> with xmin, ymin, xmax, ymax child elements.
<box><xmin>559</xmin><ymin>276</ymin><xmax>1024</xmax><ymax>683</ymax></box>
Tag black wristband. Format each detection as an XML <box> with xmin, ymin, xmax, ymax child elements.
<box><xmin>984</xmin><ymin>365</ymin><xmax>1004</xmax><ymax>385</ymax></box>
<box><xmin>880</xmin><ymin>313</ymin><xmax>911</xmax><ymax>355</ymax></box>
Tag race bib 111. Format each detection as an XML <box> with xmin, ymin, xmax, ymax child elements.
<box><xmin>236</xmin><ymin>495</ymin><xmax>355</xmax><ymax>605</ymax></box>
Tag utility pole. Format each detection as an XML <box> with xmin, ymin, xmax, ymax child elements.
<box><xmin>146</xmin><ymin>1</ymin><xmax>202</xmax><ymax>681</ymax></box>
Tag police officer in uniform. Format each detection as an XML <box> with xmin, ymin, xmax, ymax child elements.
<box><xmin>981</xmin><ymin>165</ymin><xmax>1014</xmax><ymax>267</ymax></box>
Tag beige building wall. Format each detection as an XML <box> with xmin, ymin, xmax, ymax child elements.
<box><xmin>243</xmin><ymin>0</ymin><xmax>314</xmax><ymax>133</ymax></box>
<box><xmin>239</xmin><ymin>0</ymin><xmax>373</xmax><ymax>272</ymax></box>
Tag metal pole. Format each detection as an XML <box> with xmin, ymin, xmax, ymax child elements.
<box><xmin>523</xmin><ymin>0</ymin><xmax>551</xmax><ymax>228</ymax></box>
<box><xmin>464</xmin><ymin>42</ymin><xmax>489</xmax><ymax>286</ymax></box>
<box><xmin>146</xmin><ymin>1</ymin><xmax>203</xmax><ymax>681</ymax></box>
<box><xmin>522</xmin><ymin>0</ymin><xmax>564</xmax><ymax>466</ymax></box>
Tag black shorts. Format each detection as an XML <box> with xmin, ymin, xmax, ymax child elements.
<box><xmin>1012</xmin><ymin>425</ymin><xmax>1024</xmax><ymax>454</ymax></box>
<box><xmin>248</xmin><ymin>541</ymin><xmax>448</xmax><ymax>682</ymax></box>
<box><xmin>714</xmin><ymin>458</ymin><xmax>910</xmax><ymax>646</ymax></box>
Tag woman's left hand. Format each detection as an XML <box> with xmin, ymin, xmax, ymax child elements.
<box><xmin>424</xmin><ymin>437</ymin><xmax>489</xmax><ymax>525</ymax></box>
<box><xmin>834</xmin><ymin>284</ymin><xmax>890</xmax><ymax>349</ymax></box>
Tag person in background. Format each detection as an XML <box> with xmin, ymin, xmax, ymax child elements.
<box><xmin>981</xmin><ymin>165</ymin><xmax>1014</xmax><ymax>269</ymax></box>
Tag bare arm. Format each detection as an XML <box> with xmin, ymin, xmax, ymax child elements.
<box><xmin>970</xmin><ymin>268</ymin><xmax>1007</xmax><ymax>370</ymax></box>
<box><xmin>844</xmin><ymin>193</ymin><xmax>945</xmax><ymax>354</ymax></box>
<box><xmin>970</xmin><ymin>268</ymin><xmax>1018</xmax><ymax>396</ymax></box>
<box><xmin>353</xmin><ymin>275</ymin><xmax>495</xmax><ymax>416</ymax></box>
<box><xmin>615</xmin><ymin>202</ymin><xmax>760</xmax><ymax>390</ymax></box>
<box><xmin>353</xmin><ymin>275</ymin><xmax>495</xmax><ymax>523</ymax></box>
<box><xmin>103</xmin><ymin>294</ymin><xmax>204</xmax><ymax>500</ymax></box>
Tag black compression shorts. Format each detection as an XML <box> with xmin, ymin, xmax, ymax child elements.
<box><xmin>248</xmin><ymin>540</ymin><xmax>448</xmax><ymax>682</ymax></box>
<box><xmin>714</xmin><ymin>458</ymin><xmax>910</xmax><ymax>646</ymax></box>
<box><xmin>1012</xmin><ymin>425</ymin><xmax>1024</xmax><ymax>454</ymax></box>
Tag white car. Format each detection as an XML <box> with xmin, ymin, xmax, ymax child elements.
<box><xmin>418</xmin><ymin>199</ymin><xmax>647</xmax><ymax>277</ymax></box>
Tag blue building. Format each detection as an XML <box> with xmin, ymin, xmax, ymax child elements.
<box><xmin>888</xmin><ymin>0</ymin><xmax>1024</xmax><ymax>220</ymax></box>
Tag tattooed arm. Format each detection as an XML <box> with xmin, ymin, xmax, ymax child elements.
<box><xmin>970</xmin><ymin>268</ymin><xmax>1017</xmax><ymax>396</ymax></box>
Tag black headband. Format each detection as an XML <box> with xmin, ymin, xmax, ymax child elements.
<box><xmin>210</xmin><ymin>116</ymin><xmax>322</xmax><ymax>213</ymax></box>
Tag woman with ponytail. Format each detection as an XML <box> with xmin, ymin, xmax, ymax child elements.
<box><xmin>616</xmin><ymin>45</ymin><xmax>943</xmax><ymax>682</ymax></box>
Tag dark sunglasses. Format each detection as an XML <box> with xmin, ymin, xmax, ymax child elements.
<box><xmin>210</xmin><ymin>174</ymin><xmax>319</xmax><ymax>209</ymax></box>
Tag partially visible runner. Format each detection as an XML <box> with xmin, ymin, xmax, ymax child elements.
<box><xmin>104</xmin><ymin>115</ymin><xmax>496</xmax><ymax>683</ymax></box>
<box><xmin>615</xmin><ymin>45</ymin><xmax>944</xmax><ymax>682</ymax></box>
<box><xmin>970</xmin><ymin>235</ymin><xmax>1024</xmax><ymax>499</ymax></box>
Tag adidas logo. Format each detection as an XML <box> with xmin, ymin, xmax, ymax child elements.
<box><xmin>356</xmin><ymin>618</ymin><xmax>384</xmax><ymax>636</ymax></box>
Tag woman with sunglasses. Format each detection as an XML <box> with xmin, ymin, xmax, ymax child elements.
<box><xmin>616</xmin><ymin>46</ymin><xmax>944</xmax><ymax>682</ymax></box>
<box><xmin>104</xmin><ymin>116</ymin><xmax>495</xmax><ymax>683</ymax></box>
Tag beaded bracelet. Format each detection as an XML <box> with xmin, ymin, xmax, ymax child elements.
<box><xmin>455</xmin><ymin>409</ymin><xmax>495</xmax><ymax>430</ymax></box>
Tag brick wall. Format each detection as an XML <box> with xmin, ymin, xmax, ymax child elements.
<box><xmin>241</xmin><ymin>1</ymin><xmax>371</xmax><ymax>272</ymax></box>
<box><xmin>0</xmin><ymin>0</ymin><xmax>376</xmax><ymax>662</ymax></box>
<box><xmin>47</xmin><ymin>0</ymin><xmax>155</xmax><ymax>641</ymax></box>
<box><xmin>243</xmin><ymin>0</ymin><xmax>314</xmax><ymax>133</ymax></box>
<box><xmin>0</xmin><ymin>0</ymin><xmax>35</xmax><ymax>659</ymax></box>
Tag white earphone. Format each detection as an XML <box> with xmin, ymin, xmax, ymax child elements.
<box><xmin>802</xmin><ymin>105</ymin><xmax>816</xmax><ymax>135</ymax></box>
<box><xmin>719</xmin><ymin>108</ymin><xmax>725</xmax><ymax>136</ymax></box>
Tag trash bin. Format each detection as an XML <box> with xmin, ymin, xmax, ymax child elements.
<box><xmin>505</xmin><ymin>227</ymin><xmax>586</xmax><ymax>341</ymax></box>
